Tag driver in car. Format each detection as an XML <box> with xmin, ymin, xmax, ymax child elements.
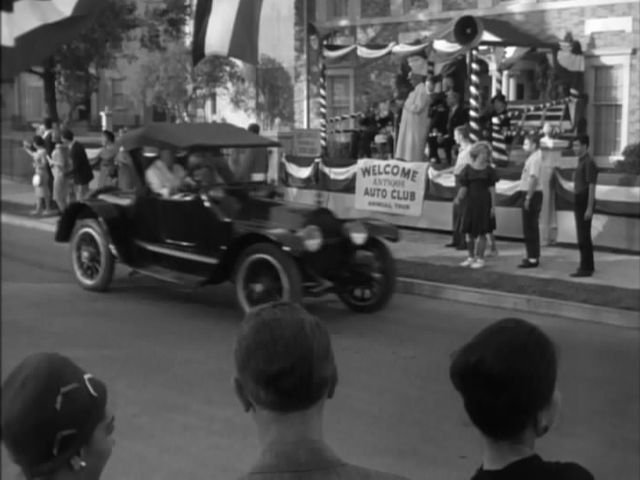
<box><xmin>182</xmin><ymin>149</ymin><xmax>236</xmax><ymax>192</ymax></box>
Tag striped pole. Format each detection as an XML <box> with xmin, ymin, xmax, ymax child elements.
<box><xmin>468</xmin><ymin>47</ymin><xmax>481</xmax><ymax>142</ymax></box>
<box><xmin>319</xmin><ymin>39</ymin><xmax>328</xmax><ymax>159</ymax></box>
<box><xmin>491</xmin><ymin>57</ymin><xmax>509</xmax><ymax>163</ymax></box>
<box><xmin>315</xmin><ymin>37</ymin><xmax>328</xmax><ymax>204</ymax></box>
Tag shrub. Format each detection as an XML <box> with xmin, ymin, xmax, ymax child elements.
<box><xmin>615</xmin><ymin>142</ymin><xmax>640</xmax><ymax>175</ymax></box>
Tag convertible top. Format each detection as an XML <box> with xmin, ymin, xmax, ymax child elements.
<box><xmin>118</xmin><ymin>122</ymin><xmax>281</xmax><ymax>150</ymax></box>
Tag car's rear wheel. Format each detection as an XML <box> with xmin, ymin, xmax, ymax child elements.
<box><xmin>337</xmin><ymin>238</ymin><xmax>396</xmax><ymax>313</ymax></box>
<box><xmin>70</xmin><ymin>219</ymin><xmax>115</xmax><ymax>291</ymax></box>
<box><xmin>234</xmin><ymin>242</ymin><xmax>303</xmax><ymax>313</ymax></box>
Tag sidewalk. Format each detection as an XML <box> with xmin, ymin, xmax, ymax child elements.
<box><xmin>2</xmin><ymin>177</ymin><xmax>638</xmax><ymax>326</ymax></box>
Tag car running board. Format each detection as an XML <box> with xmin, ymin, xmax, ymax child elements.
<box><xmin>129</xmin><ymin>266</ymin><xmax>208</xmax><ymax>288</ymax></box>
<box><xmin>134</xmin><ymin>240</ymin><xmax>219</xmax><ymax>265</ymax></box>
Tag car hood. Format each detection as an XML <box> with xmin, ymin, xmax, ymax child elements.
<box><xmin>232</xmin><ymin>196</ymin><xmax>335</xmax><ymax>231</ymax></box>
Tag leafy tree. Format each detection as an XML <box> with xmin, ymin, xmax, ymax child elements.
<box><xmin>26</xmin><ymin>0</ymin><xmax>139</xmax><ymax>122</ymax></box>
<box><xmin>139</xmin><ymin>0</ymin><xmax>191</xmax><ymax>51</ymax></box>
<box><xmin>134</xmin><ymin>42</ymin><xmax>244</xmax><ymax>122</ymax></box>
<box><xmin>256</xmin><ymin>54</ymin><xmax>294</xmax><ymax>129</ymax></box>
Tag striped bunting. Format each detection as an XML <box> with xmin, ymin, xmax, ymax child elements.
<box><xmin>192</xmin><ymin>0</ymin><xmax>263</xmax><ymax>66</ymax></box>
<box><xmin>279</xmin><ymin>156</ymin><xmax>640</xmax><ymax>219</ymax></box>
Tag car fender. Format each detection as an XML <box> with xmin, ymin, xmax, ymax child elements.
<box><xmin>217</xmin><ymin>230</ymin><xmax>305</xmax><ymax>280</ymax></box>
<box><xmin>361</xmin><ymin>219</ymin><xmax>400</xmax><ymax>242</ymax></box>
<box><xmin>55</xmin><ymin>201</ymin><xmax>131</xmax><ymax>262</ymax></box>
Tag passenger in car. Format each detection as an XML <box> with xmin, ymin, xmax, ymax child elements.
<box><xmin>144</xmin><ymin>149</ymin><xmax>185</xmax><ymax>197</ymax></box>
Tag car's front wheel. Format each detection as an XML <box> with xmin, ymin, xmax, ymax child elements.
<box><xmin>337</xmin><ymin>238</ymin><xmax>396</xmax><ymax>313</ymax></box>
<box><xmin>234</xmin><ymin>242</ymin><xmax>303</xmax><ymax>313</ymax></box>
<box><xmin>70</xmin><ymin>218</ymin><xmax>115</xmax><ymax>291</ymax></box>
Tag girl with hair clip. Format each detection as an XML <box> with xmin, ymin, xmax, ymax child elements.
<box><xmin>1</xmin><ymin>353</ymin><xmax>115</xmax><ymax>480</ymax></box>
<box><xmin>454</xmin><ymin>141</ymin><xmax>499</xmax><ymax>269</ymax></box>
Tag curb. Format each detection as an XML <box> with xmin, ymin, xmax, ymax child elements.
<box><xmin>2</xmin><ymin>214</ymin><xmax>637</xmax><ymax>329</ymax></box>
<box><xmin>397</xmin><ymin>277</ymin><xmax>639</xmax><ymax>329</ymax></box>
<box><xmin>1</xmin><ymin>213</ymin><xmax>57</xmax><ymax>233</ymax></box>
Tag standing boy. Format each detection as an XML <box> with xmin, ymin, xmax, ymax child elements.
<box><xmin>570</xmin><ymin>135</ymin><xmax>598</xmax><ymax>277</ymax></box>
<box><xmin>449</xmin><ymin>318</ymin><xmax>594</xmax><ymax>480</ymax></box>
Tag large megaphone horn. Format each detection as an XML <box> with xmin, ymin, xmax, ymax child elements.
<box><xmin>453</xmin><ymin>15</ymin><xmax>484</xmax><ymax>47</ymax></box>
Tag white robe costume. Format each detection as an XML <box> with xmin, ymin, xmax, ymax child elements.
<box><xmin>394</xmin><ymin>82</ymin><xmax>431</xmax><ymax>163</ymax></box>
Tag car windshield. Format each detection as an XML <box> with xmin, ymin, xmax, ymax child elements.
<box><xmin>130</xmin><ymin>145</ymin><xmax>274</xmax><ymax>198</ymax></box>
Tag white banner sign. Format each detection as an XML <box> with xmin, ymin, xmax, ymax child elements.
<box><xmin>355</xmin><ymin>159</ymin><xmax>427</xmax><ymax>216</ymax></box>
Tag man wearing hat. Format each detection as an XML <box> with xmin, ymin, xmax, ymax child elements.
<box><xmin>395</xmin><ymin>54</ymin><xmax>431</xmax><ymax>163</ymax></box>
<box><xmin>234</xmin><ymin>302</ymin><xmax>410</xmax><ymax>480</ymax></box>
<box><xmin>2</xmin><ymin>352</ymin><xmax>115</xmax><ymax>480</ymax></box>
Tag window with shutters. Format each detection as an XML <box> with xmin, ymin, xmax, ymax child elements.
<box><xmin>327</xmin><ymin>71</ymin><xmax>354</xmax><ymax>122</ymax></box>
<box><xmin>111</xmin><ymin>78</ymin><xmax>126</xmax><ymax>110</ymax></box>
<box><xmin>592</xmin><ymin>65</ymin><xmax>623</xmax><ymax>156</ymax></box>
<box><xmin>586</xmin><ymin>51</ymin><xmax>632</xmax><ymax>160</ymax></box>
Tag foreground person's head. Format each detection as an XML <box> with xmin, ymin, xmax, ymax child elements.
<box><xmin>2</xmin><ymin>353</ymin><xmax>115</xmax><ymax>480</ymax></box>
<box><xmin>234</xmin><ymin>302</ymin><xmax>338</xmax><ymax>421</ymax></box>
<box><xmin>449</xmin><ymin>318</ymin><xmax>560</xmax><ymax>447</ymax></box>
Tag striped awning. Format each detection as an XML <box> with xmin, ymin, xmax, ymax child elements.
<box><xmin>1</xmin><ymin>0</ymin><xmax>107</xmax><ymax>80</ymax></box>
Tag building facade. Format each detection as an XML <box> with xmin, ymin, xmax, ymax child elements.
<box><xmin>294</xmin><ymin>0</ymin><xmax>639</xmax><ymax>162</ymax></box>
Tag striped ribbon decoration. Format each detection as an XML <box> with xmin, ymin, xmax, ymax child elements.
<box><xmin>507</xmin><ymin>95</ymin><xmax>574</xmax><ymax>116</ymax></box>
<box><xmin>468</xmin><ymin>48</ymin><xmax>481</xmax><ymax>142</ymax></box>
<box><xmin>327</xmin><ymin>129</ymin><xmax>359</xmax><ymax>134</ymax></box>
<box><xmin>327</xmin><ymin>112</ymin><xmax>365</xmax><ymax>123</ymax></box>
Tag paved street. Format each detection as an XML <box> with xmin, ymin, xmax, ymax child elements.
<box><xmin>2</xmin><ymin>223</ymin><xmax>638</xmax><ymax>480</ymax></box>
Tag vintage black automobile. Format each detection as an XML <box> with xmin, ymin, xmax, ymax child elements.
<box><xmin>55</xmin><ymin>122</ymin><xmax>399</xmax><ymax>313</ymax></box>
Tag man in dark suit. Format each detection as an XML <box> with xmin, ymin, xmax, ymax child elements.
<box><xmin>442</xmin><ymin>91</ymin><xmax>469</xmax><ymax>163</ymax></box>
<box><xmin>62</xmin><ymin>128</ymin><xmax>94</xmax><ymax>201</ymax></box>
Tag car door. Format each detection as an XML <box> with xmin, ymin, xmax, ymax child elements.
<box><xmin>157</xmin><ymin>194</ymin><xmax>231</xmax><ymax>261</ymax></box>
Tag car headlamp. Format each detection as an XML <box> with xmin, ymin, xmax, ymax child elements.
<box><xmin>343</xmin><ymin>221</ymin><xmax>368</xmax><ymax>246</ymax></box>
<box><xmin>299</xmin><ymin>225</ymin><xmax>323</xmax><ymax>252</ymax></box>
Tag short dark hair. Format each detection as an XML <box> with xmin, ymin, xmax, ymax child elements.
<box><xmin>574</xmin><ymin>134</ymin><xmax>590</xmax><ymax>148</ymax></box>
<box><xmin>1</xmin><ymin>353</ymin><xmax>108</xmax><ymax>478</ymax></box>
<box><xmin>524</xmin><ymin>132</ymin><xmax>541</xmax><ymax>149</ymax></box>
<box><xmin>32</xmin><ymin>135</ymin><xmax>45</xmax><ymax>147</ymax></box>
<box><xmin>61</xmin><ymin>129</ymin><xmax>74</xmax><ymax>142</ymax></box>
<box><xmin>449</xmin><ymin>318</ymin><xmax>558</xmax><ymax>441</ymax></box>
<box><xmin>247</xmin><ymin>123</ymin><xmax>260</xmax><ymax>134</ymax></box>
<box><xmin>234</xmin><ymin>302</ymin><xmax>337</xmax><ymax>413</ymax></box>
<box><xmin>43</xmin><ymin>118</ymin><xmax>53</xmax><ymax>129</ymax></box>
<box><xmin>102</xmin><ymin>130</ymin><xmax>115</xmax><ymax>143</ymax></box>
<box><xmin>469</xmin><ymin>141</ymin><xmax>492</xmax><ymax>160</ymax></box>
